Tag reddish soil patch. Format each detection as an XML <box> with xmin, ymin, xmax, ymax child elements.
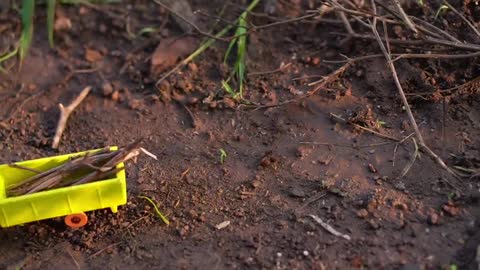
<box><xmin>0</xmin><ymin>1</ymin><xmax>479</xmax><ymax>269</ymax></box>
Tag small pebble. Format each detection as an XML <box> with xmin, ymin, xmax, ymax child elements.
<box><xmin>427</xmin><ymin>212</ymin><xmax>439</xmax><ymax>225</ymax></box>
<box><xmin>102</xmin><ymin>82</ymin><xmax>113</xmax><ymax>97</ymax></box>
<box><xmin>357</xmin><ymin>209</ymin><xmax>369</xmax><ymax>219</ymax></box>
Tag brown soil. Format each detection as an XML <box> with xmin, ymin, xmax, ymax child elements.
<box><xmin>1</xmin><ymin>1</ymin><xmax>480</xmax><ymax>269</ymax></box>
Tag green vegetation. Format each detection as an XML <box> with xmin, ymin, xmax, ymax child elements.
<box><xmin>139</xmin><ymin>195</ymin><xmax>170</xmax><ymax>225</ymax></box>
<box><xmin>222</xmin><ymin>0</ymin><xmax>256</xmax><ymax>99</ymax></box>
<box><xmin>434</xmin><ymin>5</ymin><xmax>449</xmax><ymax>21</ymax></box>
<box><xmin>0</xmin><ymin>0</ymin><xmax>119</xmax><ymax>67</ymax></box>
<box><xmin>219</xmin><ymin>148</ymin><xmax>227</xmax><ymax>164</ymax></box>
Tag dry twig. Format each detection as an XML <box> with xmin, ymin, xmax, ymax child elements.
<box><xmin>391</xmin><ymin>0</ymin><xmax>417</xmax><ymax>33</ymax></box>
<box><xmin>369</xmin><ymin>0</ymin><xmax>458</xmax><ymax>178</ymax></box>
<box><xmin>7</xmin><ymin>139</ymin><xmax>151</xmax><ymax>196</ymax></box>
<box><xmin>443</xmin><ymin>0</ymin><xmax>480</xmax><ymax>39</ymax></box>
<box><xmin>309</xmin><ymin>214</ymin><xmax>351</xmax><ymax>240</ymax></box>
<box><xmin>52</xmin><ymin>86</ymin><xmax>91</xmax><ymax>149</ymax></box>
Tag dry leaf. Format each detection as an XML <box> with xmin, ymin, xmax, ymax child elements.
<box><xmin>150</xmin><ymin>36</ymin><xmax>198</xmax><ymax>75</ymax></box>
<box><xmin>85</xmin><ymin>48</ymin><xmax>103</xmax><ymax>62</ymax></box>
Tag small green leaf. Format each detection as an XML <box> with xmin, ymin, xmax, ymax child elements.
<box><xmin>137</xmin><ymin>27</ymin><xmax>157</xmax><ymax>36</ymax></box>
<box><xmin>219</xmin><ymin>148</ymin><xmax>227</xmax><ymax>164</ymax></box>
<box><xmin>221</xmin><ymin>80</ymin><xmax>237</xmax><ymax>98</ymax></box>
<box><xmin>434</xmin><ymin>5</ymin><xmax>449</xmax><ymax>21</ymax></box>
<box><xmin>224</xmin><ymin>37</ymin><xmax>236</xmax><ymax>64</ymax></box>
<box><xmin>47</xmin><ymin>0</ymin><xmax>56</xmax><ymax>47</ymax></box>
<box><xmin>20</xmin><ymin>0</ymin><xmax>35</xmax><ymax>62</ymax></box>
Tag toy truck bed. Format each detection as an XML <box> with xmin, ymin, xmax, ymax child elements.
<box><xmin>0</xmin><ymin>147</ymin><xmax>127</xmax><ymax>228</ymax></box>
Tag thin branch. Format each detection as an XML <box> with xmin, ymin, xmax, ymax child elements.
<box><xmin>331</xmin><ymin>32</ymin><xmax>480</xmax><ymax>51</ymax></box>
<box><xmin>323</xmin><ymin>51</ymin><xmax>480</xmax><ymax>64</ymax></box>
<box><xmin>309</xmin><ymin>214</ymin><xmax>351</xmax><ymax>240</ymax></box>
<box><xmin>329</xmin><ymin>113</ymin><xmax>400</xmax><ymax>142</ymax></box>
<box><xmin>392</xmin><ymin>0</ymin><xmax>417</xmax><ymax>33</ymax></box>
<box><xmin>252</xmin><ymin>13</ymin><xmax>318</xmax><ymax>30</ymax></box>
<box><xmin>52</xmin><ymin>86</ymin><xmax>91</xmax><ymax>149</ymax></box>
<box><xmin>8</xmin><ymin>163</ymin><xmax>42</xmax><ymax>174</ymax></box>
<box><xmin>369</xmin><ymin>1</ymin><xmax>458</xmax><ymax>178</ymax></box>
<box><xmin>411</xmin><ymin>17</ymin><xmax>461</xmax><ymax>43</ymax></box>
<box><xmin>443</xmin><ymin>0</ymin><xmax>480</xmax><ymax>39</ymax></box>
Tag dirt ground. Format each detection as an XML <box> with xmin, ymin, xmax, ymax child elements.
<box><xmin>1</xmin><ymin>0</ymin><xmax>480</xmax><ymax>269</ymax></box>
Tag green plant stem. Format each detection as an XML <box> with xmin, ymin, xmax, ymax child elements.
<box><xmin>20</xmin><ymin>0</ymin><xmax>35</xmax><ymax>62</ymax></box>
<box><xmin>47</xmin><ymin>0</ymin><xmax>56</xmax><ymax>47</ymax></box>
<box><xmin>139</xmin><ymin>196</ymin><xmax>170</xmax><ymax>225</ymax></box>
<box><xmin>222</xmin><ymin>0</ymin><xmax>259</xmax><ymax>98</ymax></box>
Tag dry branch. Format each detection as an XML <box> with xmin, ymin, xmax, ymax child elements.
<box><xmin>52</xmin><ymin>86</ymin><xmax>91</xmax><ymax>149</ymax></box>
<box><xmin>309</xmin><ymin>214</ymin><xmax>351</xmax><ymax>240</ymax></box>
<box><xmin>369</xmin><ymin>1</ymin><xmax>458</xmax><ymax>178</ymax></box>
<box><xmin>391</xmin><ymin>0</ymin><xmax>417</xmax><ymax>33</ymax></box>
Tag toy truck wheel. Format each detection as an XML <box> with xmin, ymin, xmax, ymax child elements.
<box><xmin>65</xmin><ymin>213</ymin><xmax>88</xmax><ymax>228</ymax></box>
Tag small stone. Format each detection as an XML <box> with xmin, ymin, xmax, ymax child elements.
<box><xmin>128</xmin><ymin>99</ymin><xmax>142</xmax><ymax>110</ymax></box>
<box><xmin>223</xmin><ymin>97</ymin><xmax>236</xmax><ymax>108</ymax></box>
<box><xmin>355</xmin><ymin>69</ymin><xmax>364</xmax><ymax>77</ymax></box>
<box><xmin>295</xmin><ymin>146</ymin><xmax>312</xmax><ymax>159</ymax></box>
<box><xmin>102</xmin><ymin>82</ymin><xmax>113</xmax><ymax>97</ymax></box>
<box><xmin>188</xmin><ymin>62</ymin><xmax>198</xmax><ymax>73</ymax></box>
<box><xmin>288</xmin><ymin>187</ymin><xmax>306</xmax><ymax>198</ymax></box>
<box><xmin>368</xmin><ymin>163</ymin><xmax>377</xmax><ymax>173</ymax></box>
<box><xmin>394</xmin><ymin>181</ymin><xmax>406</xmax><ymax>191</ymax></box>
<box><xmin>111</xmin><ymin>90</ymin><xmax>120</xmax><ymax>102</ymax></box>
<box><xmin>442</xmin><ymin>204</ymin><xmax>460</xmax><ymax>216</ymax></box>
<box><xmin>178</xmin><ymin>225</ymin><xmax>189</xmax><ymax>236</ymax></box>
<box><xmin>215</xmin><ymin>220</ymin><xmax>230</xmax><ymax>230</ymax></box>
<box><xmin>302</xmin><ymin>250</ymin><xmax>309</xmax><ymax>256</ymax></box>
<box><xmin>251</xmin><ymin>180</ymin><xmax>261</xmax><ymax>188</ymax></box>
<box><xmin>85</xmin><ymin>48</ymin><xmax>103</xmax><ymax>62</ymax></box>
<box><xmin>368</xmin><ymin>149</ymin><xmax>375</xmax><ymax>154</ymax></box>
<box><xmin>367</xmin><ymin>199</ymin><xmax>378</xmax><ymax>212</ymax></box>
<box><xmin>357</xmin><ymin>209</ymin><xmax>369</xmax><ymax>219</ymax></box>
<box><xmin>54</xmin><ymin>16</ymin><xmax>72</xmax><ymax>31</ymax></box>
<box><xmin>188</xmin><ymin>209</ymin><xmax>198</xmax><ymax>219</ymax></box>
<box><xmin>394</xmin><ymin>202</ymin><xmax>408</xmax><ymax>211</ymax></box>
<box><xmin>99</xmin><ymin>24</ymin><xmax>107</xmax><ymax>33</ymax></box>
<box><xmin>368</xmin><ymin>219</ymin><xmax>380</xmax><ymax>230</ymax></box>
<box><xmin>427</xmin><ymin>212</ymin><xmax>439</xmax><ymax>225</ymax></box>
<box><xmin>28</xmin><ymin>83</ymin><xmax>37</xmax><ymax>90</ymax></box>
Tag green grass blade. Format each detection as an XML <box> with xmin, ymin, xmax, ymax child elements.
<box><xmin>47</xmin><ymin>0</ymin><xmax>56</xmax><ymax>47</ymax></box>
<box><xmin>221</xmin><ymin>80</ymin><xmax>237</xmax><ymax>98</ymax></box>
<box><xmin>236</xmin><ymin>15</ymin><xmax>247</xmax><ymax>97</ymax></box>
<box><xmin>223</xmin><ymin>38</ymin><xmax>236</xmax><ymax>64</ymax></box>
<box><xmin>0</xmin><ymin>47</ymin><xmax>19</xmax><ymax>63</ymax></box>
<box><xmin>434</xmin><ymin>5</ymin><xmax>449</xmax><ymax>21</ymax></box>
<box><xmin>139</xmin><ymin>196</ymin><xmax>170</xmax><ymax>225</ymax></box>
<box><xmin>20</xmin><ymin>0</ymin><xmax>35</xmax><ymax>62</ymax></box>
<box><xmin>222</xmin><ymin>0</ymin><xmax>259</xmax><ymax>98</ymax></box>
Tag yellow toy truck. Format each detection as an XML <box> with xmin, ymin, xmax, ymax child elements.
<box><xmin>0</xmin><ymin>147</ymin><xmax>127</xmax><ymax>228</ymax></box>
